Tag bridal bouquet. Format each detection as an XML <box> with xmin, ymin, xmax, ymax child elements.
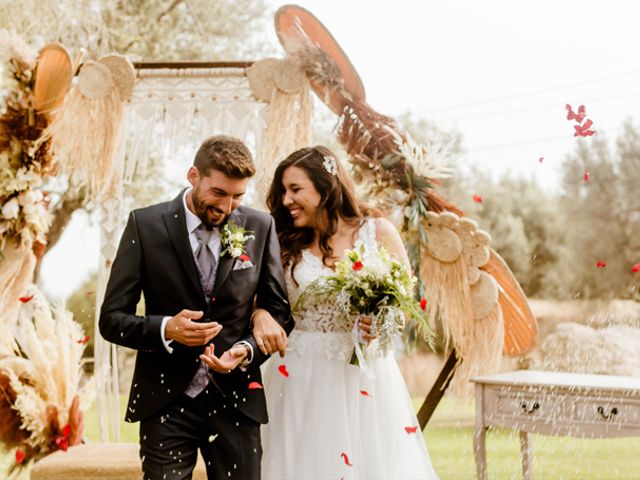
<box><xmin>294</xmin><ymin>245</ymin><xmax>431</xmax><ymax>366</ymax></box>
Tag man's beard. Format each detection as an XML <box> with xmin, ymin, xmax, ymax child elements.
<box><xmin>192</xmin><ymin>189</ymin><xmax>227</xmax><ymax>229</ymax></box>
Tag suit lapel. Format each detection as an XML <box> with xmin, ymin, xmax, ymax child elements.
<box><xmin>162</xmin><ymin>190</ymin><xmax>203</xmax><ymax>297</ymax></box>
<box><xmin>212</xmin><ymin>208</ymin><xmax>246</xmax><ymax>296</ymax></box>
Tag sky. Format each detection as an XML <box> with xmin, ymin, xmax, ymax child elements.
<box><xmin>39</xmin><ymin>0</ymin><xmax>640</xmax><ymax>299</ymax></box>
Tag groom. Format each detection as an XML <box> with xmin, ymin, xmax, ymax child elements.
<box><xmin>99</xmin><ymin>135</ymin><xmax>292</xmax><ymax>479</ymax></box>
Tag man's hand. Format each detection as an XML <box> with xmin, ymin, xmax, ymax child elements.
<box><xmin>165</xmin><ymin>309</ymin><xmax>222</xmax><ymax>346</ymax></box>
<box><xmin>251</xmin><ymin>309</ymin><xmax>287</xmax><ymax>357</ymax></box>
<box><xmin>199</xmin><ymin>344</ymin><xmax>248</xmax><ymax>374</ymax></box>
<box><xmin>357</xmin><ymin>315</ymin><xmax>378</xmax><ymax>344</ymax></box>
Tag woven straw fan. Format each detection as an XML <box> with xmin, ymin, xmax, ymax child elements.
<box><xmin>275</xmin><ymin>4</ymin><xmax>365</xmax><ymax>114</ymax></box>
<box><xmin>33</xmin><ymin>43</ymin><xmax>73</xmax><ymax>115</ymax></box>
<box><xmin>481</xmin><ymin>248</ymin><xmax>538</xmax><ymax>356</ymax></box>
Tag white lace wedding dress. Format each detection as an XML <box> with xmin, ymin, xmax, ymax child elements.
<box><xmin>261</xmin><ymin>219</ymin><xmax>439</xmax><ymax>479</ymax></box>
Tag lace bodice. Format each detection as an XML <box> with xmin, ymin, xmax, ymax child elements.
<box><xmin>285</xmin><ymin>218</ymin><xmax>378</xmax><ymax>333</ymax></box>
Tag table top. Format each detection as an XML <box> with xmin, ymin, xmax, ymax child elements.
<box><xmin>470</xmin><ymin>370</ymin><xmax>640</xmax><ymax>392</ymax></box>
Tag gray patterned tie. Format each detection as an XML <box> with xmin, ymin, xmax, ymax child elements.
<box><xmin>185</xmin><ymin>224</ymin><xmax>218</xmax><ymax>398</ymax></box>
<box><xmin>194</xmin><ymin>224</ymin><xmax>217</xmax><ymax>297</ymax></box>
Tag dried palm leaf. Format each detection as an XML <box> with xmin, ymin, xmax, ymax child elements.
<box><xmin>482</xmin><ymin>248</ymin><xmax>538</xmax><ymax>356</ymax></box>
<box><xmin>33</xmin><ymin>43</ymin><xmax>73</xmax><ymax>116</ymax></box>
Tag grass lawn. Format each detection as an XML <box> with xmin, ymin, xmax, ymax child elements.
<box><xmin>5</xmin><ymin>396</ymin><xmax>640</xmax><ymax>478</ymax></box>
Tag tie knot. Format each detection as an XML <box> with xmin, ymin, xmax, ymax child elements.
<box><xmin>194</xmin><ymin>224</ymin><xmax>214</xmax><ymax>244</ymax></box>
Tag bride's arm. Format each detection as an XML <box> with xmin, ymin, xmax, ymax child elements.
<box><xmin>374</xmin><ymin>217</ymin><xmax>411</xmax><ymax>271</ymax></box>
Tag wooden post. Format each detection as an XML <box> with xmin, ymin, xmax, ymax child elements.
<box><xmin>417</xmin><ymin>348</ymin><xmax>459</xmax><ymax>429</ymax></box>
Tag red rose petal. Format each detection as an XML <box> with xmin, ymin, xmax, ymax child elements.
<box><xmin>405</xmin><ymin>426</ymin><xmax>419</xmax><ymax>434</ymax></box>
<box><xmin>472</xmin><ymin>194</ymin><xmax>483</xmax><ymax>203</ymax></box>
<box><xmin>278</xmin><ymin>365</ymin><xmax>289</xmax><ymax>378</ymax></box>
<box><xmin>19</xmin><ymin>295</ymin><xmax>33</xmax><ymax>303</ymax></box>
<box><xmin>62</xmin><ymin>424</ymin><xmax>71</xmax><ymax>437</ymax></box>
<box><xmin>77</xmin><ymin>335</ymin><xmax>90</xmax><ymax>345</ymax></box>
<box><xmin>248</xmin><ymin>381</ymin><xmax>263</xmax><ymax>389</ymax></box>
<box><xmin>341</xmin><ymin>452</ymin><xmax>353</xmax><ymax>466</ymax></box>
<box><xmin>15</xmin><ymin>449</ymin><xmax>25</xmax><ymax>464</ymax></box>
<box><xmin>360</xmin><ymin>390</ymin><xmax>372</xmax><ymax>397</ymax></box>
<box><xmin>420</xmin><ymin>298</ymin><xmax>427</xmax><ymax>311</ymax></box>
<box><xmin>596</xmin><ymin>261</ymin><xmax>606</xmax><ymax>268</ymax></box>
<box><xmin>565</xmin><ymin>104</ymin><xmax>586</xmax><ymax>123</ymax></box>
<box><xmin>55</xmin><ymin>436</ymin><xmax>69</xmax><ymax>452</ymax></box>
<box><xmin>632</xmin><ymin>263</ymin><xmax>640</xmax><ymax>273</ymax></box>
<box><xmin>574</xmin><ymin>119</ymin><xmax>596</xmax><ymax>137</ymax></box>
<box><xmin>583</xmin><ymin>171</ymin><xmax>590</xmax><ymax>182</ymax></box>
<box><xmin>352</xmin><ymin>261</ymin><xmax>363</xmax><ymax>271</ymax></box>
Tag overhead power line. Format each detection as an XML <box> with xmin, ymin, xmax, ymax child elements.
<box><xmin>425</xmin><ymin>69</ymin><xmax>640</xmax><ymax>113</ymax></box>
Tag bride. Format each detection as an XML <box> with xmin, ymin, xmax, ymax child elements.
<box><xmin>258</xmin><ymin>146</ymin><xmax>439</xmax><ymax>479</ymax></box>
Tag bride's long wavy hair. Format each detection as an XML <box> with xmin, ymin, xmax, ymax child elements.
<box><xmin>267</xmin><ymin>146</ymin><xmax>377</xmax><ymax>281</ymax></box>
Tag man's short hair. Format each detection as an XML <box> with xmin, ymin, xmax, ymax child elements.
<box><xmin>194</xmin><ymin>135</ymin><xmax>256</xmax><ymax>178</ymax></box>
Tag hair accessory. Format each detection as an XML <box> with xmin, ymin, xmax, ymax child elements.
<box><xmin>323</xmin><ymin>155</ymin><xmax>338</xmax><ymax>175</ymax></box>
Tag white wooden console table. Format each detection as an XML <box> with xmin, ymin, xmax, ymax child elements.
<box><xmin>471</xmin><ymin>370</ymin><xmax>640</xmax><ymax>479</ymax></box>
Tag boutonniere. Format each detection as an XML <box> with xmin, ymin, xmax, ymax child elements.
<box><xmin>220</xmin><ymin>220</ymin><xmax>255</xmax><ymax>258</ymax></box>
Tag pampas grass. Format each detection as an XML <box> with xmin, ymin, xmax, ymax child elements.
<box><xmin>0</xmin><ymin>285</ymin><xmax>93</xmax><ymax>467</ymax></box>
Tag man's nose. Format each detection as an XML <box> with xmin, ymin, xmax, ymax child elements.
<box><xmin>223</xmin><ymin>196</ymin><xmax>234</xmax><ymax>214</ymax></box>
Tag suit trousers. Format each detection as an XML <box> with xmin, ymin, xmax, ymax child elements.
<box><xmin>139</xmin><ymin>386</ymin><xmax>262</xmax><ymax>480</ymax></box>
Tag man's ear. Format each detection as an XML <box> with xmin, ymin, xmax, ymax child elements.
<box><xmin>187</xmin><ymin>166</ymin><xmax>199</xmax><ymax>187</ymax></box>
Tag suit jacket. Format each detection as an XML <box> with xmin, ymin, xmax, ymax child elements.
<box><xmin>99</xmin><ymin>191</ymin><xmax>293</xmax><ymax>424</ymax></box>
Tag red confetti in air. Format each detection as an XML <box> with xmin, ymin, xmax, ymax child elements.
<box><xmin>55</xmin><ymin>435</ymin><xmax>69</xmax><ymax>452</ymax></box>
<box><xmin>631</xmin><ymin>263</ymin><xmax>640</xmax><ymax>273</ymax></box>
<box><xmin>18</xmin><ymin>295</ymin><xmax>33</xmax><ymax>303</ymax></box>
<box><xmin>77</xmin><ymin>335</ymin><xmax>90</xmax><ymax>345</ymax></box>
<box><xmin>277</xmin><ymin>365</ymin><xmax>289</xmax><ymax>378</ymax></box>
<box><xmin>248</xmin><ymin>381</ymin><xmax>263</xmax><ymax>389</ymax></box>
<box><xmin>583</xmin><ymin>171</ymin><xmax>590</xmax><ymax>182</ymax></box>
<box><xmin>565</xmin><ymin>104</ymin><xmax>586</xmax><ymax>123</ymax></box>
<box><xmin>405</xmin><ymin>426</ymin><xmax>418</xmax><ymax>434</ymax></box>
<box><xmin>352</xmin><ymin>261</ymin><xmax>363</xmax><ymax>271</ymax></box>
<box><xmin>341</xmin><ymin>452</ymin><xmax>353</xmax><ymax>466</ymax></box>
<box><xmin>574</xmin><ymin>119</ymin><xmax>596</xmax><ymax>137</ymax></box>
<box><xmin>15</xmin><ymin>449</ymin><xmax>25</xmax><ymax>464</ymax></box>
<box><xmin>472</xmin><ymin>194</ymin><xmax>483</xmax><ymax>204</ymax></box>
<box><xmin>360</xmin><ymin>390</ymin><xmax>372</xmax><ymax>397</ymax></box>
<box><xmin>239</xmin><ymin>254</ymin><xmax>251</xmax><ymax>262</ymax></box>
<box><xmin>538</xmin><ymin>157</ymin><xmax>544</xmax><ymax>163</ymax></box>
<box><xmin>420</xmin><ymin>298</ymin><xmax>427</xmax><ymax>311</ymax></box>
<box><xmin>596</xmin><ymin>261</ymin><xmax>606</xmax><ymax>268</ymax></box>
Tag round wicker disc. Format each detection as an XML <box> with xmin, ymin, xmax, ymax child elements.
<box><xmin>463</xmin><ymin>243</ymin><xmax>491</xmax><ymax>268</ymax></box>
<box><xmin>425</xmin><ymin>226</ymin><xmax>462</xmax><ymax>263</ymax></box>
<box><xmin>246</xmin><ymin>58</ymin><xmax>279</xmax><ymax>103</ymax></box>
<box><xmin>437</xmin><ymin>211</ymin><xmax>461</xmax><ymax>229</ymax></box>
<box><xmin>470</xmin><ymin>271</ymin><xmax>499</xmax><ymax>320</ymax></box>
<box><xmin>274</xmin><ymin>56</ymin><xmax>307</xmax><ymax>94</ymax></box>
<box><xmin>457</xmin><ymin>217</ymin><xmax>480</xmax><ymax>236</ymax></box>
<box><xmin>98</xmin><ymin>54</ymin><xmax>135</xmax><ymax>101</ymax></box>
<box><xmin>467</xmin><ymin>265</ymin><xmax>481</xmax><ymax>286</ymax></box>
<box><xmin>77</xmin><ymin>61</ymin><xmax>114</xmax><ymax>99</ymax></box>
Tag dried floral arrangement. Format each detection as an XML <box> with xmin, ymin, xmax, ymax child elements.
<box><xmin>0</xmin><ymin>31</ymin><xmax>92</xmax><ymax>472</ymax></box>
<box><xmin>0</xmin><ymin>286</ymin><xmax>93</xmax><ymax>472</ymax></box>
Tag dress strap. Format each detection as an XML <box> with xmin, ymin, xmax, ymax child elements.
<box><xmin>356</xmin><ymin>217</ymin><xmax>378</xmax><ymax>252</ymax></box>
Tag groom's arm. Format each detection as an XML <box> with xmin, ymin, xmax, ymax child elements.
<box><xmin>237</xmin><ymin>216</ymin><xmax>293</xmax><ymax>368</ymax></box>
<box><xmin>99</xmin><ymin>211</ymin><xmax>167</xmax><ymax>352</ymax></box>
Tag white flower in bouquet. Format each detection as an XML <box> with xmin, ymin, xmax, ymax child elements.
<box><xmin>2</xmin><ymin>197</ymin><xmax>19</xmax><ymax>219</ymax></box>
